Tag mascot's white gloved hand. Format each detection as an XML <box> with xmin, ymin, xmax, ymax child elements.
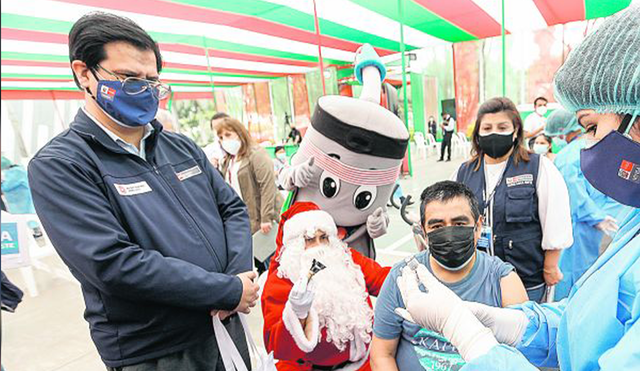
<box><xmin>464</xmin><ymin>301</ymin><xmax>529</xmax><ymax>347</ymax></box>
<box><xmin>280</xmin><ymin>157</ymin><xmax>318</xmax><ymax>190</ymax></box>
<box><xmin>288</xmin><ymin>276</ymin><xmax>315</xmax><ymax>319</ymax></box>
<box><xmin>395</xmin><ymin>264</ymin><xmax>498</xmax><ymax>361</ymax></box>
<box><xmin>366</xmin><ymin>207</ymin><xmax>389</xmax><ymax>238</ymax></box>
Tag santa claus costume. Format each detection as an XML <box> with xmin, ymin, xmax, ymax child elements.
<box><xmin>261</xmin><ymin>202</ymin><xmax>390</xmax><ymax>370</ymax></box>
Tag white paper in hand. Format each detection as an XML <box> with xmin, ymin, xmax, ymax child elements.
<box><xmin>253</xmin><ymin>225</ymin><xmax>277</xmax><ymax>263</ymax></box>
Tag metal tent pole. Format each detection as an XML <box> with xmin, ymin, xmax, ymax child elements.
<box><xmin>312</xmin><ymin>0</ymin><xmax>327</xmax><ymax>95</ymax></box>
<box><xmin>399</xmin><ymin>0</ymin><xmax>412</xmax><ymax>175</ymax></box>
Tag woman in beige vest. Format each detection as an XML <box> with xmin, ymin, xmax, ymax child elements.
<box><xmin>214</xmin><ymin>117</ymin><xmax>283</xmax><ymax>272</ymax></box>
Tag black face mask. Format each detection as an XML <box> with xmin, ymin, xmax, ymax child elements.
<box><xmin>427</xmin><ymin>226</ymin><xmax>476</xmax><ymax>270</ymax></box>
<box><xmin>478</xmin><ymin>133</ymin><xmax>515</xmax><ymax>159</ymax></box>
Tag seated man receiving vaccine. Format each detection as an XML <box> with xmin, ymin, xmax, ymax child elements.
<box><xmin>370</xmin><ymin>181</ymin><xmax>528</xmax><ymax>371</ymax></box>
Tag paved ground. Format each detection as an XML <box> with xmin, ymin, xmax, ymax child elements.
<box><xmin>1</xmin><ymin>146</ymin><xmax>465</xmax><ymax>371</ymax></box>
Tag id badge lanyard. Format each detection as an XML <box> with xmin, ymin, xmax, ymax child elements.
<box><xmin>478</xmin><ymin>162</ymin><xmax>509</xmax><ymax>256</ymax></box>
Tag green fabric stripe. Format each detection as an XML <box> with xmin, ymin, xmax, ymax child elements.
<box><xmin>166</xmin><ymin>0</ymin><xmax>419</xmax><ymax>50</ymax></box>
<box><xmin>346</xmin><ymin>0</ymin><xmax>476</xmax><ymax>42</ymax></box>
<box><xmin>584</xmin><ymin>0</ymin><xmax>632</xmax><ymax>19</ymax></box>
<box><xmin>1</xmin><ymin>13</ymin><xmax>348</xmax><ymax>65</ymax></box>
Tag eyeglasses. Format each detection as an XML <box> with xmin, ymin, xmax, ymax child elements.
<box><xmin>94</xmin><ymin>65</ymin><xmax>171</xmax><ymax>99</ymax></box>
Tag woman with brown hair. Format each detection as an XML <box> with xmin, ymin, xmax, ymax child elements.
<box><xmin>214</xmin><ymin>117</ymin><xmax>283</xmax><ymax>272</ymax></box>
<box><xmin>453</xmin><ymin>97</ymin><xmax>573</xmax><ymax>303</ymax></box>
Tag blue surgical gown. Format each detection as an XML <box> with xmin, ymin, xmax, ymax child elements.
<box><xmin>462</xmin><ymin>207</ymin><xmax>640</xmax><ymax>370</ymax></box>
<box><xmin>553</xmin><ymin>139</ymin><xmax>630</xmax><ymax>300</ymax></box>
<box><xmin>1</xmin><ymin>165</ymin><xmax>36</xmax><ymax>214</ymax></box>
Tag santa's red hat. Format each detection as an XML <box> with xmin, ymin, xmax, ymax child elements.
<box><xmin>271</xmin><ymin>202</ymin><xmax>337</xmax><ymax>272</ymax></box>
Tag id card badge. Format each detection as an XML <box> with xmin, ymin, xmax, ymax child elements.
<box><xmin>477</xmin><ymin>224</ymin><xmax>492</xmax><ymax>251</ymax></box>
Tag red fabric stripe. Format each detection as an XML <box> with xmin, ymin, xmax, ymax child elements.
<box><xmin>1</xmin><ymin>28</ymin><xmax>68</xmax><ymax>43</ymax></box>
<box><xmin>56</xmin><ymin>0</ymin><xmax>395</xmax><ymax>56</ymax></box>
<box><xmin>0</xmin><ymin>90</ymin><xmax>83</xmax><ymax>100</ymax></box>
<box><xmin>532</xmin><ymin>0</ymin><xmax>585</xmax><ymax>26</ymax></box>
<box><xmin>164</xmin><ymin>62</ymin><xmax>288</xmax><ymax>77</ymax></box>
<box><xmin>413</xmin><ymin>0</ymin><xmax>503</xmax><ymax>39</ymax></box>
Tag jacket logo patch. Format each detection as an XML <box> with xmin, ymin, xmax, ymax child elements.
<box><xmin>506</xmin><ymin>174</ymin><xmax>533</xmax><ymax>187</ymax></box>
<box><xmin>619</xmin><ymin>160</ymin><xmax>640</xmax><ymax>184</ymax></box>
<box><xmin>114</xmin><ymin>181</ymin><xmax>152</xmax><ymax>196</ymax></box>
<box><xmin>176</xmin><ymin>165</ymin><xmax>202</xmax><ymax>181</ymax></box>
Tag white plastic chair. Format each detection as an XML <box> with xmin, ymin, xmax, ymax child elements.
<box><xmin>414</xmin><ymin>132</ymin><xmax>427</xmax><ymax>159</ymax></box>
<box><xmin>456</xmin><ymin>133</ymin><xmax>472</xmax><ymax>159</ymax></box>
<box><xmin>425</xmin><ymin>133</ymin><xmax>439</xmax><ymax>157</ymax></box>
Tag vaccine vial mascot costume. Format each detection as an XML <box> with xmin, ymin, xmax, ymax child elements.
<box><xmin>279</xmin><ymin>44</ymin><xmax>409</xmax><ymax>259</ymax></box>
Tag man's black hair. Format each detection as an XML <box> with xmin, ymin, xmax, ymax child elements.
<box><xmin>275</xmin><ymin>145</ymin><xmax>286</xmax><ymax>153</ymax></box>
<box><xmin>211</xmin><ymin>112</ymin><xmax>230</xmax><ymax>122</ymax></box>
<box><xmin>69</xmin><ymin>12</ymin><xmax>163</xmax><ymax>89</ymax></box>
<box><xmin>420</xmin><ymin>181</ymin><xmax>480</xmax><ymax>227</ymax></box>
<box><xmin>533</xmin><ymin>96</ymin><xmax>548</xmax><ymax>106</ymax></box>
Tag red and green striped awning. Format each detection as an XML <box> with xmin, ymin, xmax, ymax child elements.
<box><xmin>1</xmin><ymin>0</ymin><xmax>632</xmax><ymax>99</ymax></box>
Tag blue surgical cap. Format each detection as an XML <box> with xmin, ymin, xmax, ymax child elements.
<box><xmin>553</xmin><ymin>4</ymin><xmax>640</xmax><ymax>116</ymax></box>
<box><xmin>545</xmin><ymin>109</ymin><xmax>580</xmax><ymax>136</ymax></box>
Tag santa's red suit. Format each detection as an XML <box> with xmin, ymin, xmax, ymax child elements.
<box><xmin>262</xmin><ymin>202</ymin><xmax>390</xmax><ymax>371</ymax></box>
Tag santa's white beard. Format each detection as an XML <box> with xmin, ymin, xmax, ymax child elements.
<box><xmin>277</xmin><ymin>237</ymin><xmax>374</xmax><ymax>351</ymax></box>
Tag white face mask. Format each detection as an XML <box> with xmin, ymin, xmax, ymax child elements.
<box><xmin>221</xmin><ymin>139</ymin><xmax>241</xmax><ymax>156</ymax></box>
<box><xmin>276</xmin><ymin>153</ymin><xmax>287</xmax><ymax>161</ymax></box>
<box><xmin>536</xmin><ymin>106</ymin><xmax>548</xmax><ymax>116</ymax></box>
<box><xmin>533</xmin><ymin>143</ymin><xmax>549</xmax><ymax>154</ymax></box>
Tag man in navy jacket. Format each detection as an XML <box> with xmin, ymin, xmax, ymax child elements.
<box><xmin>28</xmin><ymin>12</ymin><xmax>259</xmax><ymax>370</ymax></box>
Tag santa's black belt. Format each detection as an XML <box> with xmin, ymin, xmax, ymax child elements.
<box><xmin>311</xmin><ymin>103</ymin><xmax>408</xmax><ymax>160</ymax></box>
<box><xmin>312</xmin><ymin>360</ymin><xmax>351</xmax><ymax>370</ymax></box>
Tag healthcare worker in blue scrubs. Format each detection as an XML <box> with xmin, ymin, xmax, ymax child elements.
<box><xmin>395</xmin><ymin>4</ymin><xmax>640</xmax><ymax>369</ymax></box>
<box><xmin>552</xmin><ymin>111</ymin><xmax>630</xmax><ymax>300</ymax></box>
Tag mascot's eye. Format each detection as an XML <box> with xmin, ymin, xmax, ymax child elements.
<box><xmin>320</xmin><ymin>171</ymin><xmax>340</xmax><ymax>199</ymax></box>
<box><xmin>353</xmin><ymin>185</ymin><xmax>377</xmax><ymax>210</ymax></box>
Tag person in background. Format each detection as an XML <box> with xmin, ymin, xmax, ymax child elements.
<box><xmin>28</xmin><ymin>12</ymin><xmax>258</xmax><ymax>370</ymax></box>
<box><xmin>215</xmin><ymin>117</ymin><xmax>283</xmax><ymax>273</ymax></box>
<box><xmin>155</xmin><ymin>108</ymin><xmax>177</xmax><ymax>132</ymax></box>
<box><xmin>1</xmin><ymin>156</ymin><xmax>36</xmax><ymax>214</ymax></box>
<box><xmin>273</xmin><ymin>145</ymin><xmax>287</xmax><ymax>175</ymax></box>
<box><xmin>454</xmin><ymin>97</ymin><xmax>573</xmax><ymax>303</ymax></box>
<box><xmin>287</xmin><ymin>124</ymin><xmax>302</xmax><ymax>145</ymax></box>
<box><xmin>529</xmin><ymin>134</ymin><xmax>555</xmax><ymax>161</ymax></box>
<box><xmin>273</xmin><ymin>145</ymin><xmax>288</xmax><ymax>190</ymax></box>
<box><xmin>524</xmin><ymin>96</ymin><xmax>548</xmax><ymax>138</ymax></box>
<box><xmin>371</xmin><ymin>181</ymin><xmax>527</xmax><ymax>371</ymax></box>
<box><xmin>427</xmin><ymin>116</ymin><xmax>437</xmax><ymax>138</ymax></box>
<box><xmin>438</xmin><ymin>113</ymin><xmax>455</xmax><ymax>162</ymax></box>
<box><xmin>203</xmin><ymin>112</ymin><xmax>229</xmax><ymax>168</ymax></box>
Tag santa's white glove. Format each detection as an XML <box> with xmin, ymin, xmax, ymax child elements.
<box><xmin>464</xmin><ymin>301</ymin><xmax>528</xmax><ymax>347</ymax></box>
<box><xmin>395</xmin><ymin>264</ymin><xmax>498</xmax><ymax>361</ymax></box>
<box><xmin>288</xmin><ymin>276</ymin><xmax>315</xmax><ymax>319</ymax></box>
<box><xmin>279</xmin><ymin>157</ymin><xmax>318</xmax><ymax>190</ymax></box>
<box><xmin>595</xmin><ymin>216</ymin><xmax>619</xmax><ymax>235</ymax></box>
<box><xmin>366</xmin><ymin>207</ymin><xmax>389</xmax><ymax>238</ymax></box>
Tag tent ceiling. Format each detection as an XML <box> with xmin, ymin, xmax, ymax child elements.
<box><xmin>1</xmin><ymin>0</ymin><xmax>632</xmax><ymax>97</ymax></box>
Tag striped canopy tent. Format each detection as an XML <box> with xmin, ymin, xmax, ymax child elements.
<box><xmin>1</xmin><ymin>0</ymin><xmax>633</xmax><ymax>102</ymax></box>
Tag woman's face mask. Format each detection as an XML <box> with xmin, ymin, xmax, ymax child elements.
<box><xmin>580</xmin><ymin>112</ymin><xmax>640</xmax><ymax>208</ymax></box>
<box><xmin>221</xmin><ymin>139</ymin><xmax>242</xmax><ymax>156</ymax></box>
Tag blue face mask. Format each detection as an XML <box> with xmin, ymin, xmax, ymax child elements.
<box><xmin>92</xmin><ymin>79</ymin><xmax>159</xmax><ymax>128</ymax></box>
<box><xmin>581</xmin><ymin>115</ymin><xmax>640</xmax><ymax>208</ymax></box>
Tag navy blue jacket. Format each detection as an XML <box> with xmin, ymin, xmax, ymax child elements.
<box><xmin>28</xmin><ymin>109</ymin><xmax>252</xmax><ymax>367</ymax></box>
<box><xmin>457</xmin><ymin>154</ymin><xmax>544</xmax><ymax>288</ymax></box>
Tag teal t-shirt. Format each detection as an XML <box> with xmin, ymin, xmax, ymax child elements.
<box><xmin>373</xmin><ymin>251</ymin><xmax>514</xmax><ymax>371</ymax></box>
